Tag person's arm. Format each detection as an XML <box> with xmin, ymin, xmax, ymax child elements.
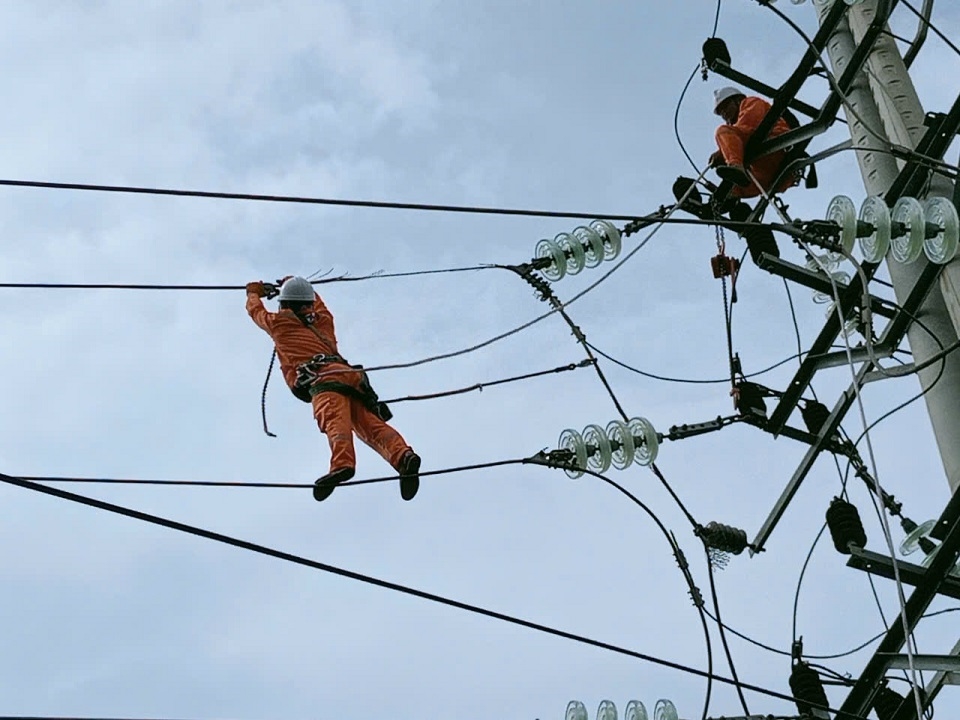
<box><xmin>311</xmin><ymin>291</ymin><xmax>337</xmax><ymax>342</ymax></box>
<box><xmin>246</xmin><ymin>281</ymin><xmax>274</xmax><ymax>333</ymax></box>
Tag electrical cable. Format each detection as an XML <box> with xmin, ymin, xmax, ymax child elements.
<box><xmin>20</xmin><ymin>458</ymin><xmax>539</xmax><ymax>490</ymax></box>
<box><xmin>796</xmin><ymin>237</ymin><xmax>926</xmax><ymax>720</ymax></box>
<box><xmin>1</xmin><ymin>468</ymin><xmax>849</xmax><ymax>714</ymax></box>
<box><xmin>703</xmin><ymin>545</ymin><xmax>751</xmax><ymax>717</ymax></box>
<box><xmin>588</xmin><ymin>342</ymin><xmax>808</xmax><ymax>384</ymax></box>
<box><xmin>587</xmin><ymin>341</ymin><xmax>870</xmax><ymax>386</ymax></box>
<box><xmin>362</xmin><ymin>183</ymin><xmax>695</xmax><ymax>373</ymax></box>
<box><xmin>675</xmin><ymin>64</ymin><xmax>702</xmax><ymax>173</ymax></box>
<box><xmin>673</xmin><ymin>0</ymin><xmax>721</xmax><ymax>174</ymax></box>
<box><xmin>0</xmin><ymin>266</ymin><xmax>493</xmax><ymax>291</ymax></box>
<box><xmin>704</xmin><ymin>607</ymin><xmax>960</xmax><ymax>660</ymax></box>
<box><xmin>901</xmin><ymin>0</ymin><xmax>960</xmax><ymax>59</ymax></box>
<box><xmin>380</xmin><ymin>359</ymin><xmax>594</xmax><ymax>404</ymax></box>
<box><xmin>574</xmin><ymin>465</ymin><xmax>714</xmax><ymax>720</ymax></box>
<box><xmin>792</xmin><ymin>521</ymin><xmax>829</xmax><ymax>653</ymax></box>
<box><xmin>0</xmin><ymin>178</ymin><xmax>656</xmax><ymax>223</ymax></box>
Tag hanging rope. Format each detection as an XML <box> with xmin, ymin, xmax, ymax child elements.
<box><xmin>261</xmin><ymin>349</ymin><xmax>278</xmax><ymax>438</ymax></box>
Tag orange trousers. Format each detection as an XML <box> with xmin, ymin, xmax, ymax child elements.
<box><xmin>715</xmin><ymin>125</ymin><xmax>794</xmax><ymax>199</ymax></box>
<box><xmin>310</xmin><ymin>364</ymin><xmax>411</xmax><ymax>474</ymax></box>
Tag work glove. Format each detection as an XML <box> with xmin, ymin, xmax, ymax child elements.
<box><xmin>708</xmin><ymin>150</ymin><xmax>725</xmax><ymax>168</ymax></box>
<box><xmin>245</xmin><ymin>281</ymin><xmax>279</xmax><ymax>298</ymax></box>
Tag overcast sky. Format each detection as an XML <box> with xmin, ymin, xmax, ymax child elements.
<box><xmin>1</xmin><ymin>1</ymin><xmax>959</xmax><ymax>719</ymax></box>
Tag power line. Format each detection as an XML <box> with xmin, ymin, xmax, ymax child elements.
<box><xmin>0</xmin><ymin>266</ymin><xmax>493</xmax><ymax>291</ymax></box>
<box><xmin>588</xmin><ymin>342</ymin><xmax>856</xmax><ymax>386</ymax></box>
<box><xmin>901</xmin><ymin>0</ymin><xmax>960</xmax><ymax>59</ymax></box>
<box><xmin>17</xmin><ymin>458</ymin><xmax>522</xmax><ymax>490</ymax></box>
<box><xmin>0</xmin><ymin>177</ymin><xmax>650</xmax><ymax>222</ymax></box>
<box><xmin>0</xmin><ymin>468</ymin><xmax>861</xmax><ymax>716</ymax></box>
<box><xmin>382</xmin><ymin>359</ymin><xmax>595</xmax><ymax>404</ymax></box>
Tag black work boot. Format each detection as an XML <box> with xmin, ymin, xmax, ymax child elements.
<box><xmin>396</xmin><ymin>450</ymin><xmax>421</xmax><ymax>501</ymax></box>
<box><xmin>716</xmin><ymin>164</ymin><xmax>751</xmax><ymax>187</ymax></box>
<box><xmin>313</xmin><ymin>467</ymin><xmax>355</xmax><ymax>502</ymax></box>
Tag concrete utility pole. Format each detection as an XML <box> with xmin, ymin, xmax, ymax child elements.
<box><xmin>816</xmin><ymin>0</ymin><xmax>960</xmax><ymax>493</ymax></box>
<box><xmin>845</xmin><ymin>0</ymin><xmax>960</xmax><ymax>336</ymax></box>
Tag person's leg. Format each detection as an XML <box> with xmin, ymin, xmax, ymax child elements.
<box><xmin>352</xmin><ymin>402</ymin><xmax>420</xmax><ymax>500</ymax></box>
<box><xmin>311</xmin><ymin>392</ymin><xmax>357</xmax><ymax>501</ymax></box>
<box><xmin>715</xmin><ymin>125</ymin><xmax>748</xmax><ymax>166</ymax></box>
<box><xmin>350</xmin><ymin>401</ymin><xmax>410</xmax><ymax>467</ymax></box>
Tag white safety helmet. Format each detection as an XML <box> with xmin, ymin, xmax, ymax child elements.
<box><xmin>714</xmin><ymin>85</ymin><xmax>745</xmax><ymax>112</ymax></box>
<box><xmin>278</xmin><ymin>276</ymin><xmax>315</xmax><ymax>302</ymax></box>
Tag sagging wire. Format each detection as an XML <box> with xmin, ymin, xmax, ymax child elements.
<box><xmin>261</xmin><ymin>349</ymin><xmax>278</xmax><ymax>437</ymax></box>
<box><xmin>0</xmin><ymin>465</ymin><xmax>852</xmax><ymax>715</ymax></box>
<box><xmin>703</xmin><ymin>543</ymin><xmax>752</xmax><ymax>717</ymax></box>
<box><xmin>359</xmin><ymin>210</ymin><xmax>678</xmax><ymax>374</ymax></box>
<box><xmin>673</xmin><ymin>0</ymin><xmax>722</xmax><ymax>173</ymax></box>
<box><xmin>707</xmin><ymin>607</ymin><xmax>960</xmax><ymax>661</ymax></box>
<box><xmin>0</xmin><ymin>177</ymin><xmax>657</xmax><ymax>223</ymax></box>
<box><xmin>526</xmin><ymin>450</ymin><xmax>715</xmax><ymax>720</ymax></box>
<box><xmin>586</xmin><ymin>342</ymin><xmax>889</xmax><ymax>386</ymax></box>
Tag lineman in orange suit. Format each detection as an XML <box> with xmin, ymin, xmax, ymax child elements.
<box><xmin>709</xmin><ymin>86</ymin><xmax>798</xmax><ymax>199</ymax></box>
<box><xmin>246</xmin><ymin>276</ymin><xmax>421</xmax><ymax>502</ymax></box>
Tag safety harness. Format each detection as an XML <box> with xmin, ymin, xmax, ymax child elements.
<box><xmin>285</xmin><ymin>308</ymin><xmax>393</xmax><ymax>421</ymax></box>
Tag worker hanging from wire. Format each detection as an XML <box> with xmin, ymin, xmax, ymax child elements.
<box><xmin>246</xmin><ymin>276</ymin><xmax>422</xmax><ymax>502</ymax></box>
<box><xmin>708</xmin><ymin>86</ymin><xmax>800</xmax><ymax>199</ymax></box>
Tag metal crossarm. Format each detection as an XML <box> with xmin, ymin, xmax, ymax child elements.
<box><xmin>838</xmin><ymin>488</ymin><xmax>960</xmax><ymax>719</ymax></box>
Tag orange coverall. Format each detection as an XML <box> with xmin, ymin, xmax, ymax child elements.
<box><xmin>715</xmin><ymin>96</ymin><xmax>796</xmax><ymax>198</ymax></box>
<box><xmin>246</xmin><ymin>289</ymin><xmax>412</xmax><ymax>474</ymax></box>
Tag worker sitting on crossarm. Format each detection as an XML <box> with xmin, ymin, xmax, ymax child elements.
<box><xmin>246</xmin><ymin>276</ymin><xmax>422</xmax><ymax>502</ymax></box>
<box><xmin>709</xmin><ymin>86</ymin><xmax>799</xmax><ymax>199</ymax></box>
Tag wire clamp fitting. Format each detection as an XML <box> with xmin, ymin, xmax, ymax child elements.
<box><xmin>524</xmin><ymin>448</ymin><xmax>580</xmax><ymax>473</ymax></box>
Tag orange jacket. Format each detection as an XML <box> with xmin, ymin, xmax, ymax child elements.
<box><xmin>246</xmin><ymin>290</ymin><xmax>341</xmax><ymax>389</ymax></box>
<box><xmin>732</xmin><ymin>96</ymin><xmax>791</xmax><ymax>149</ymax></box>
